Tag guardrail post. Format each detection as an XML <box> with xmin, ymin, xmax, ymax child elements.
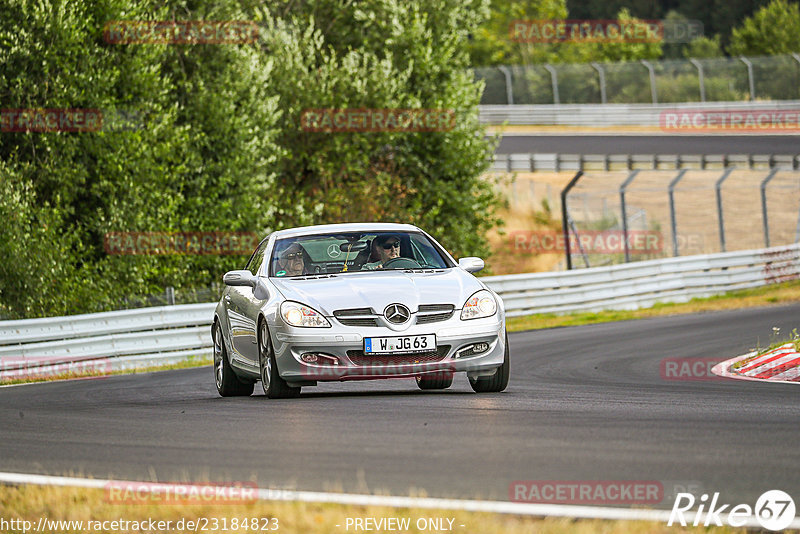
<box><xmin>715</xmin><ymin>167</ymin><xmax>735</xmax><ymax>252</ymax></box>
<box><xmin>688</xmin><ymin>58</ymin><xmax>705</xmax><ymax>102</ymax></box>
<box><xmin>591</xmin><ymin>62</ymin><xmax>607</xmax><ymax>104</ymax></box>
<box><xmin>760</xmin><ymin>168</ymin><xmax>779</xmax><ymax>247</ymax></box>
<box><xmin>620</xmin><ymin>170</ymin><xmax>641</xmax><ymax>263</ymax></box>
<box><xmin>544</xmin><ymin>64</ymin><xmax>560</xmax><ymax>105</ymax></box>
<box><xmin>561</xmin><ymin>171</ymin><xmax>584</xmax><ymax>270</ymax></box>
<box><xmin>497</xmin><ymin>66</ymin><xmax>514</xmax><ymax>105</ymax></box>
<box><xmin>165</xmin><ymin>286</ymin><xmax>175</xmax><ymax>306</ymax></box>
<box><xmin>739</xmin><ymin>57</ymin><xmax>756</xmax><ymax>101</ymax></box>
<box><xmin>668</xmin><ymin>169</ymin><xmax>688</xmax><ymax>256</ymax></box>
<box><xmin>641</xmin><ymin>60</ymin><xmax>658</xmax><ymax>104</ymax></box>
<box><xmin>795</xmin><ymin>202</ymin><xmax>800</xmax><ymax>243</ymax></box>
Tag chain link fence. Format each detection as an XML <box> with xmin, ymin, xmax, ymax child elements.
<box><xmin>563</xmin><ymin>169</ymin><xmax>800</xmax><ymax>268</ymax></box>
<box><xmin>476</xmin><ymin>54</ymin><xmax>800</xmax><ymax>105</ymax></box>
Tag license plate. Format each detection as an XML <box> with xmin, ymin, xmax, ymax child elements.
<box><xmin>364</xmin><ymin>334</ymin><xmax>436</xmax><ymax>354</ymax></box>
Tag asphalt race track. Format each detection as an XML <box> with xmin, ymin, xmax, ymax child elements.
<box><xmin>1</xmin><ymin>304</ymin><xmax>799</xmax><ymax>510</ymax></box>
<box><xmin>495</xmin><ymin>134</ymin><xmax>800</xmax><ymax>155</ymax></box>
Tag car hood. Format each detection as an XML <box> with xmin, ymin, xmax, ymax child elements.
<box><xmin>270</xmin><ymin>269</ymin><xmax>484</xmax><ymax>316</ymax></box>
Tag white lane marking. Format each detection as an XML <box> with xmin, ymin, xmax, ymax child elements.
<box><xmin>0</xmin><ymin>472</ymin><xmax>798</xmax><ymax>528</ymax></box>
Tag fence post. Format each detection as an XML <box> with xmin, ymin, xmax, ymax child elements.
<box><xmin>793</xmin><ymin>53</ymin><xmax>800</xmax><ymax>99</ymax></box>
<box><xmin>760</xmin><ymin>168</ymin><xmax>779</xmax><ymax>247</ymax></box>
<box><xmin>620</xmin><ymin>170</ymin><xmax>641</xmax><ymax>263</ymax></box>
<box><xmin>641</xmin><ymin>60</ymin><xmax>658</xmax><ymax>104</ymax></box>
<box><xmin>688</xmin><ymin>58</ymin><xmax>705</xmax><ymax>102</ymax></box>
<box><xmin>591</xmin><ymin>62</ymin><xmax>607</xmax><ymax>104</ymax></box>
<box><xmin>668</xmin><ymin>169</ymin><xmax>688</xmax><ymax>257</ymax></box>
<box><xmin>715</xmin><ymin>167</ymin><xmax>735</xmax><ymax>252</ymax></box>
<box><xmin>497</xmin><ymin>66</ymin><xmax>514</xmax><ymax>105</ymax></box>
<box><xmin>739</xmin><ymin>56</ymin><xmax>756</xmax><ymax>101</ymax></box>
<box><xmin>561</xmin><ymin>171</ymin><xmax>584</xmax><ymax>270</ymax></box>
<box><xmin>544</xmin><ymin>64</ymin><xmax>560</xmax><ymax>105</ymax></box>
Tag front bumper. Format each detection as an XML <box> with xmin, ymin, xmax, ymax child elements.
<box><xmin>271</xmin><ymin>315</ymin><xmax>506</xmax><ymax>384</ymax></box>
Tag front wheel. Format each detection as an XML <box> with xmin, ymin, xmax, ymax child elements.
<box><xmin>469</xmin><ymin>334</ymin><xmax>510</xmax><ymax>393</ymax></box>
<box><xmin>213</xmin><ymin>322</ymin><xmax>254</xmax><ymax>397</ymax></box>
<box><xmin>258</xmin><ymin>320</ymin><xmax>301</xmax><ymax>399</ymax></box>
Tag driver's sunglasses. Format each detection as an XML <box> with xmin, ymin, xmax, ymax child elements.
<box><xmin>381</xmin><ymin>241</ymin><xmax>400</xmax><ymax>250</ymax></box>
<box><xmin>284</xmin><ymin>252</ymin><xmax>303</xmax><ymax>260</ymax></box>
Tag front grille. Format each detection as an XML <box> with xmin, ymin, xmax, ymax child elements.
<box><xmin>334</xmin><ymin>308</ymin><xmax>374</xmax><ymax>317</ymax></box>
<box><xmin>347</xmin><ymin>345</ymin><xmax>451</xmax><ymax>366</ymax></box>
<box><xmin>416</xmin><ymin>312</ymin><xmax>454</xmax><ymax>324</ymax></box>
<box><xmin>334</xmin><ymin>308</ymin><xmax>378</xmax><ymax>327</ymax></box>
<box><xmin>416</xmin><ymin>304</ymin><xmax>455</xmax><ymax>324</ymax></box>
<box><xmin>418</xmin><ymin>304</ymin><xmax>454</xmax><ymax>313</ymax></box>
<box><xmin>337</xmin><ymin>318</ymin><xmax>379</xmax><ymax>327</ymax></box>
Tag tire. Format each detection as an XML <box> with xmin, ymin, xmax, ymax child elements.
<box><xmin>258</xmin><ymin>319</ymin><xmax>301</xmax><ymax>399</ymax></box>
<box><xmin>416</xmin><ymin>372</ymin><xmax>453</xmax><ymax>390</ymax></box>
<box><xmin>213</xmin><ymin>322</ymin><xmax>254</xmax><ymax>397</ymax></box>
<box><xmin>469</xmin><ymin>333</ymin><xmax>510</xmax><ymax>393</ymax></box>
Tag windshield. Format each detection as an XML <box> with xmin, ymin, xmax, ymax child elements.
<box><xmin>268</xmin><ymin>231</ymin><xmax>453</xmax><ymax>277</ymax></box>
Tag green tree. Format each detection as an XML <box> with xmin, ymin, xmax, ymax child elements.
<box><xmin>250</xmin><ymin>0</ymin><xmax>503</xmax><ymax>259</ymax></box>
<box><xmin>729</xmin><ymin>0</ymin><xmax>800</xmax><ymax>55</ymax></box>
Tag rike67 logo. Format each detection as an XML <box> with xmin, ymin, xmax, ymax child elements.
<box><xmin>668</xmin><ymin>490</ymin><xmax>796</xmax><ymax>530</ymax></box>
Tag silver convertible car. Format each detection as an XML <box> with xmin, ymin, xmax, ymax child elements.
<box><xmin>212</xmin><ymin>223</ymin><xmax>509</xmax><ymax>398</ymax></box>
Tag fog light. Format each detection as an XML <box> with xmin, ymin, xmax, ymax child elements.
<box><xmin>456</xmin><ymin>342</ymin><xmax>491</xmax><ymax>359</ymax></box>
<box><xmin>301</xmin><ymin>352</ymin><xmax>339</xmax><ymax>365</ymax></box>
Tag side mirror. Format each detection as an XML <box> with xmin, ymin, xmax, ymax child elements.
<box><xmin>223</xmin><ymin>270</ymin><xmax>255</xmax><ymax>286</ymax></box>
<box><xmin>458</xmin><ymin>257</ymin><xmax>484</xmax><ymax>273</ymax></box>
<box><xmin>223</xmin><ymin>270</ymin><xmax>270</xmax><ymax>301</ymax></box>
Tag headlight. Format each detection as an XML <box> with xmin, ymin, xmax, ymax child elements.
<box><xmin>280</xmin><ymin>301</ymin><xmax>331</xmax><ymax>328</ymax></box>
<box><xmin>460</xmin><ymin>290</ymin><xmax>497</xmax><ymax>320</ymax></box>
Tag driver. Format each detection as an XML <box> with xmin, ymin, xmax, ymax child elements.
<box><xmin>362</xmin><ymin>234</ymin><xmax>401</xmax><ymax>270</ymax></box>
<box><xmin>277</xmin><ymin>242</ymin><xmax>307</xmax><ymax>276</ymax></box>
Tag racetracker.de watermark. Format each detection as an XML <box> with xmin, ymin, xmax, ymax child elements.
<box><xmin>510</xmin><ymin>480</ymin><xmax>663</xmax><ymax>505</ymax></box>
<box><xmin>103</xmin><ymin>20</ymin><xmax>259</xmax><ymax>44</ymax></box>
<box><xmin>510</xmin><ymin>19</ymin><xmax>702</xmax><ymax>44</ymax></box>
<box><xmin>660</xmin><ymin>357</ymin><xmax>726</xmax><ymax>381</ymax></box>
<box><xmin>105</xmin><ymin>481</ymin><xmax>261</xmax><ymax>505</ymax></box>
<box><xmin>0</xmin><ymin>357</ymin><xmax>111</xmax><ymax>382</ymax></box>
<box><xmin>103</xmin><ymin>232</ymin><xmax>259</xmax><ymax>256</ymax></box>
<box><xmin>510</xmin><ymin>230</ymin><xmax>663</xmax><ymax>255</ymax></box>
<box><xmin>300</xmin><ymin>108</ymin><xmax>456</xmax><ymax>133</ymax></box>
<box><xmin>660</xmin><ymin>109</ymin><xmax>800</xmax><ymax>132</ymax></box>
<box><xmin>1</xmin><ymin>108</ymin><xmax>148</xmax><ymax>132</ymax></box>
<box><xmin>1</xmin><ymin>109</ymin><xmax>102</xmax><ymax>132</ymax></box>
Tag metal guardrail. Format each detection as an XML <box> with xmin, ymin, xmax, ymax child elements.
<box><xmin>491</xmin><ymin>153</ymin><xmax>800</xmax><ymax>173</ymax></box>
<box><xmin>485</xmin><ymin>244</ymin><xmax>800</xmax><ymax>317</ymax></box>
<box><xmin>478</xmin><ymin>100</ymin><xmax>800</xmax><ymax>126</ymax></box>
<box><xmin>0</xmin><ymin>303</ymin><xmax>215</xmax><ymax>379</ymax></box>
<box><xmin>1</xmin><ymin>243</ymin><xmax>798</xmax><ymax>377</ymax></box>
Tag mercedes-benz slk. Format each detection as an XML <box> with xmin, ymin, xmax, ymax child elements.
<box><xmin>212</xmin><ymin>223</ymin><xmax>509</xmax><ymax>398</ymax></box>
